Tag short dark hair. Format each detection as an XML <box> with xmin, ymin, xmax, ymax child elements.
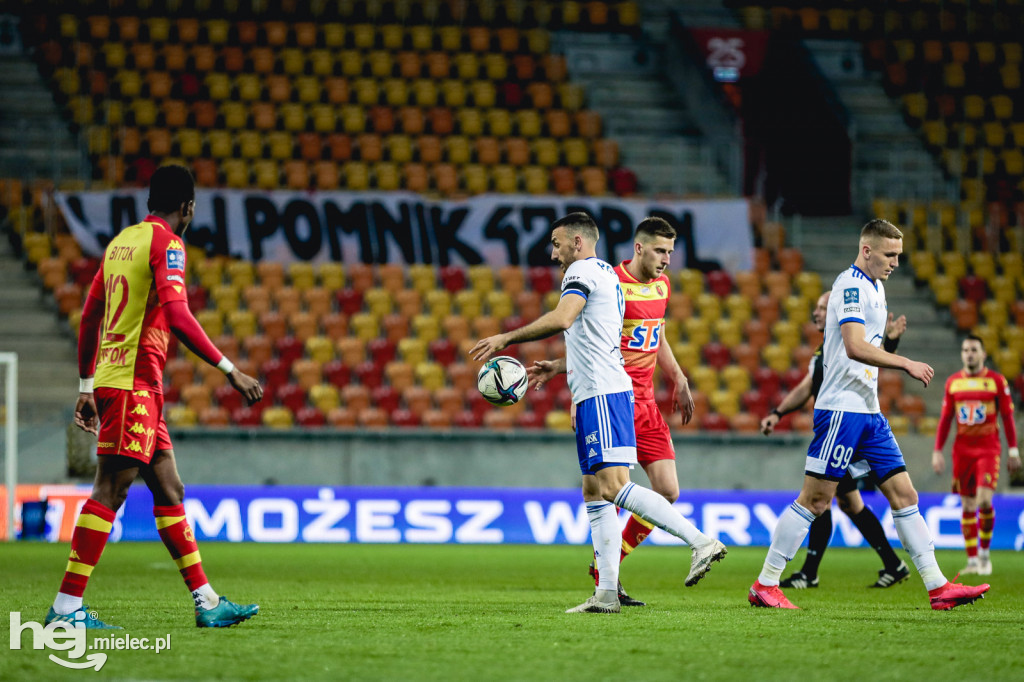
<box><xmin>635</xmin><ymin>216</ymin><xmax>676</xmax><ymax>242</ymax></box>
<box><xmin>147</xmin><ymin>165</ymin><xmax>195</xmax><ymax>214</ymax></box>
<box><xmin>860</xmin><ymin>219</ymin><xmax>903</xmax><ymax>241</ymax></box>
<box><xmin>551</xmin><ymin>212</ymin><xmax>599</xmax><ymax>243</ymax></box>
<box><xmin>963</xmin><ymin>334</ymin><xmax>985</xmax><ymax>352</ymax></box>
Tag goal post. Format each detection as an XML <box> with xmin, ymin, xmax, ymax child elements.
<box><xmin>0</xmin><ymin>352</ymin><xmax>17</xmax><ymax>542</ymax></box>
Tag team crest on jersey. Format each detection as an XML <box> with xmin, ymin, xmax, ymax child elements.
<box><xmin>844</xmin><ymin>288</ymin><xmax>859</xmax><ymax>304</ymax></box>
<box><xmin>166</xmin><ymin>247</ymin><xmax>185</xmax><ymax>272</ymax></box>
<box><xmin>656</xmin><ymin>284</ymin><xmax>664</xmax><ymax>296</ymax></box>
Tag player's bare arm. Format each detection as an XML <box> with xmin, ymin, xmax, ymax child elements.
<box><xmin>761</xmin><ymin>371</ymin><xmax>814</xmax><ymax>435</ymax></box>
<box><xmin>470</xmin><ymin>294</ymin><xmax>585</xmax><ymax>362</ymax></box>
<box><xmin>656</xmin><ymin>338</ymin><xmax>693</xmax><ymax>423</ymax></box>
<box><xmin>840</xmin><ymin>321</ymin><xmax>934</xmax><ymax>386</ymax></box>
<box><xmin>526</xmin><ymin>357</ymin><xmax>566</xmax><ymax>390</ymax></box>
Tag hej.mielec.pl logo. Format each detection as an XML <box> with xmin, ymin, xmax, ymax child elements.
<box><xmin>10</xmin><ymin>611</ymin><xmax>172</xmax><ymax>671</ymax></box>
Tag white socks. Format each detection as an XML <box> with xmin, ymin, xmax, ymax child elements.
<box><xmin>586</xmin><ymin>501</ymin><xmax>620</xmax><ymax>592</ymax></box>
<box><xmin>53</xmin><ymin>592</ymin><xmax>83</xmax><ymax>615</ymax></box>
<box><xmin>191</xmin><ymin>583</ymin><xmax>221</xmax><ymax>611</ymax></box>
<box><xmin>892</xmin><ymin>505</ymin><xmax>946</xmax><ymax>590</ymax></box>
<box><xmin>758</xmin><ymin>502</ymin><xmax>815</xmax><ymax>586</ymax></box>
<box><xmin>612</xmin><ymin>482</ymin><xmax>708</xmax><ymax>548</ymax></box>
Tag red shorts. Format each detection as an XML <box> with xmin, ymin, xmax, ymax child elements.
<box><xmin>95</xmin><ymin>387</ymin><xmax>172</xmax><ymax>463</ymax></box>
<box><xmin>951</xmin><ymin>450</ymin><xmax>1000</xmax><ymax>497</ymax></box>
<box><xmin>634</xmin><ymin>399</ymin><xmax>675</xmax><ymax>465</ymax></box>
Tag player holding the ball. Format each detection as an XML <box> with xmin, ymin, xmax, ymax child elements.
<box><xmin>471</xmin><ymin>212</ymin><xmax>726</xmax><ymax>614</ymax></box>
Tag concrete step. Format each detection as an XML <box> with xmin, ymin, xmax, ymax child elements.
<box><xmin>0</xmin><ymin>313</ymin><xmax>65</xmax><ymax>337</ymax></box>
<box><xmin>0</xmin><ymin>337</ymin><xmax>75</xmax><ymax>360</ymax></box>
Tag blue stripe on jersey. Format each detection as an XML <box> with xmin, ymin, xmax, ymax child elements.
<box><xmin>560</xmin><ymin>289</ymin><xmax>588</xmax><ymax>300</ymax></box>
<box><xmin>838</xmin><ymin>316</ymin><xmax>864</xmax><ymax>326</ymax></box>
<box><xmin>849</xmin><ymin>265</ymin><xmax>877</xmax><ymax>290</ymax></box>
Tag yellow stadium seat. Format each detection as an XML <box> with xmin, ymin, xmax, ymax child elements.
<box><xmin>486</xmin><ymin>291</ymin><xmax>513</xmax><ymax>319</ymax></box>
<box><xmin>688</xmin><ymin>366</ymin><xmax>718</xmax><ymax>393</ymax></box>
<box><xmin>319</xmin><ymin>263</ymin><xmax>344</xmax><ymax>291</ymax></box>
<box><xmin>262</xmin><ymin>406</ymin><xmax>294</xmax><ymax>429</ymax></box>
<box><xmin>196</xmin><ymin>309</ymin><xmax>224</xmax><ymax>338</ymax></box>
<box><xmin>398</xmin><ymin>338</ymin><xmax>428</xmax><ymax>366</ymax></box>
<box><xmin>672</xmin><ymin>342</ymin><xmax>700</xmax><ymax>371</ymax></box>
<box><xmin>762</xmin><ymin>344</ymin><xmax>791</xmax><ymax>373</ymax></box>
<box><xmin>724</xmin><ymin>294</ymin><xmax>752</xmax><ymax>325</ymax></box>
<box><xmin>696</xmin><ymin>293</ymin><xmax>722</xmax><ymax>322</ymax></box>
<box><xmin>929</xmin><ymin>274</ymin><xmax>958</xmax><ymax>307</ymax></box>
<box><xmin>305</xmin><ymin>336</ymin><xmax>334</xmax><ymax>364</ymax></box>
<box><xmin>454</xmin><ymin>290</ymin><xmax>483</xmax><ymax>318</ymax></box>
<box><xmin>677</xmin><ymin>269</ymin><xmax>704</xmax><ymax>299</ymax></box>
<box><xmin>425</xmin><ymin>290</ymin><xmax>452</xmax><ymax>317</ymax></box>
<box><xmin>546</xmin><ymin>410</ymin><xmax>573</xmax><ymax>431</ymax></box>
<box><xmin>348</xmin><ymin>313</ymin><xmax>378</xmax><ymax>342</ymax></box>
<box><xmin>714</xmin><ymin>318</ymin><xmax>743</xmax><ymax>347</ymax></box>
<box><xmin>683</xmin><ymin>318</ymin><xmax>711</xmax><ymax>346</ymax></box>
<box><xmin>412</xmin><ymin>314</ymin><xmax>441</xmax><ymax>343</ymax></box>
<box><xmin>228</xmin><ymin>310</ymin><xmax>257</xmax><ymax>338</ymax></box>
<box><xmin>415</xmin><ymin>362</ymin><xmax>446</xmax><ymax>391</ymax></box>
<box><xmin>523</xmin><ymin>166</ymin><xmax>548</xmax><ymax>194</ymax></box>
<box><xmin>309</xmin><ymin>384</ymin><xmax>340</xmax><ymax>413</ymax></box>
<box><xmin>720</xmin><ymin>365</ymin><xmax>751</xmax><ymax>394</ymax></box>
<box><xmin>166</xmin><ymin>405</ymin><xmax>198</xmax><ymax>428</ymax></box>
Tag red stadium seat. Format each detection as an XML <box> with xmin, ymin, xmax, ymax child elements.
<box><xmin>231</xmin><ymin>406</ymin><xmax>263</xmax><ymax>427</ymax></box>
<box><xmin>261</xmin><ymin>358</ymin><xmax>291</xmax><ymax>394</ymax></box>
<box><xmin>335</xmin><ymin>288</ymin><xmax>363</xmax><ymax>316</ymax></box>
<box><xmin>275</xmin><ymin>336</ymin><xmax>304</xmax><ymax>365</ymax></box>
<box><xmin>372</xmin><ymin>386</ymin><xmax>401</xmax><ymax>413</ymax></box>
<box><xmin>959</xmin><ymin>275</ymin><xmax>988</xmax><ymax>303</ymax></box>
<box><xmin>753</xmin><ymin>367</ymin><xmax>781</xmax><ymax>397</ymax></box>
<box><xmin>700</xmin><ymin>413</ymin><xmax>730</xmax><ymax>432</ymax></box>
<box><xmin>741</xmin><ymin>390</ymin><xmax>771</xmax><ymax>416</ymax></box>
<box><xmin>323</xmin><ymin>360</ymin><xmax>351</xmax><ymax>388</ymax></box>
<box><xmin>390</xmin><ymin>408</ymin><xmax>420</xmax><ymax>427</ymax></box>
<box><xmin>453</xmin><ymin>410</ymin><xmax>482</xmax><ymax>428</ymax></box>
<box><xmin>368</xmin><ymin>338</ymin><xmax>398</xmax><ymax>366</ymax></box>
<box><xmin>527</xmin><ymin>267</ymin><xmax>555</xmax><ymax>294</ymax></box>
<box><xmin>702</xmin><ymin>342</ymin><xmax>731</xmax><ymax>370</ymax></box>
<box><xmin>706</xmin><ymin>270</ymin><xmax>734</xmax><ymax>297</ymax></box>
<box><xmin>276</xmin><ymin>383</ymin><xmax>306</xmax><ymax>413</ymax></box>
<box><xmin>440</xmin><ymin>266</ymin><xmax>467</xmax><ymax>292</ymax></box>
<box><xmin>295</xmin><ymin>407</ymin><xmax>326</xmax><ymax>427</ymax></box>
<box><xmin>429</xmin><ymin>339</ymin><xmax>458</xmax><ymax>366</ymax></box>
<box><xmin>214</xmin><ymin>383</ymin><xmax>243</xmax><ymax>413</ymax></box>
<box><xmin>353</xmin><ymin>361</ymin><xmax>384</xmax><ymax>390</ymax></box>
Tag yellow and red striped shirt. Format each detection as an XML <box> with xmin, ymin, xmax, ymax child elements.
<box><xmin>615</xmin><ymin>261</ymin><xmax>670</xmax><ymax>402</ymax></box>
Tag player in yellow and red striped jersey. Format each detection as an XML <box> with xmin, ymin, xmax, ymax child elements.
<box><xmin>586</xmin><ymin>216</ymin><xmax>696</xmax><ymax>606</ymax></box>
<box><xmin>931</xmin><ymin>334</ymin><xmax>1019</xmax><ymax>576</ymax></box>
<box><xmin>46</xmin><ymin>166</ymin><xmax>264</xmax><ymax>630</ymax></box>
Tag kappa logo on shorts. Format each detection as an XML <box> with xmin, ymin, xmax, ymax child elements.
<box><xmin>126</xmin><ymin>441</ymin><xmax>143</xmax><ymax>453</ymax></box>
<box><xmin>130</xmin><ymin>404</ymin><xmax>149</xmax><ymax>416</ymax></box>
<box><xmin>844</xmin><ymin>288</ymin><xmax>859</xmax><ymax>304</ymax></box>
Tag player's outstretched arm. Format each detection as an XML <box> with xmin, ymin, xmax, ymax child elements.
<box><xmin>840</xmin><ymin>321</ymin><xmax>934</xmax><ymax>386</ymax></box>
<box><xmin>761</xmin><ymin>371</ymin><xmax>814</xmax><ymax>435</ymax></box>
<box><xmin>163</xmin><ymin>300</ymin><xmax>263</xmax><ymax>405</ymax></box>
<box><xmin>470</xmin><ymin>294</ymin><xmax>585</xmax><ymax>362</ymax></box>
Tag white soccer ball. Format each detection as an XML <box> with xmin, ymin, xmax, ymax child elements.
<box><xmin>476</xmin><ymin>356</ymin><xmax>529</xmax><ymax>406</ymax></box>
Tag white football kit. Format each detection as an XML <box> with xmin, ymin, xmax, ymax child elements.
<box><xmin>814</xmin><ymin>264</ymin><xmax>889</xmax><ymax>414</ymax></box>
<box><xmin>560</xmin><ymin>257</ymin><xmax>636</xmax><ymax>474</ymax></box>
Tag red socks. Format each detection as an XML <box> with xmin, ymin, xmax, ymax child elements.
<box><xmin>961</xmin><ymin>510</ymin><xmax>978</xmax><ymax>559</ymax></box>
<box><xmin>59</xmin><ymin>499</ymin><xmax>116</xmax><ymax>598</ymax></box>
<box><xmin>620</xmin><ymin>513</ymin><xmax>655</xmax><ymax>562</ymax></box>
<box><xmin>154</xmin><ymin>504</ymin><xmax>208</xmax><ymax>590</ymax></box>
<box><xmin>978</xmin><ymin>507</ymin><xmax>994</xmax><ymax>552</ymax></box>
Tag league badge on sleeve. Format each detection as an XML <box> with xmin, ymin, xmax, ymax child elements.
<box><xmin>844</xmin><ymin>288</ymin><xmax>859</xmax><ymax>304</ymax></box>
<box><xmin>166</xmin><ymin>246</ymin><xmax>185</xmax><ymax>272</ymax></box>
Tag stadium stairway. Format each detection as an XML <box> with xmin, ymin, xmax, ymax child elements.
<box><xmin>553</xmin><ymin>31</ymin><xmax>734</xmax><ymax>196</ymax></box>
<box><xmin>0</xmin><ymin>228</ymin><xmax>77</xmax><ymax>425</ymax></box>
<box><xmin>0</xmin><ymin>53</ymin><xmax>84</xmax><ymax>181</ymax></box>
<box><xmin>793</xmin><ymin>216</ymin><xmax>961</xmax><ymax>416</ymax></box>
<box><xmin>803</xmin><ymin>40</ymin><xmax>956</xmax><ymax>211</ymax></box>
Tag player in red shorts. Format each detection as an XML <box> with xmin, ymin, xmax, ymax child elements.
<box><xmin>45</xmin><ymin>166</ymin><xmax>263</xmax><ymax>629</ymax></box>
<box><xmin>931</xmin><ymin>334</ymin><xmax>1019</xmax><ymax>576</ymax></box>
<box><xmin>584</xmin><ymin>216</ymin><xmax>695</xmax><ymax>606</ymax></box>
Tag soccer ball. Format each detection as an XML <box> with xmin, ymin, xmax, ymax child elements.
<box><xmin>476</xmin><ymin>356</ymin><xmax>529</xmax><ymax>406</ymax></box>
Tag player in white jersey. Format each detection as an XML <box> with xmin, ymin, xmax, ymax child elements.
<box><xmin>748</xmin><ymin>219</ymin><xmax>990</xmax><ymax>611</ymax></box>
<box><xmin>471</xmin><ymin>212</ymin><xmax>726</xmax><ymax>614</ymax></box>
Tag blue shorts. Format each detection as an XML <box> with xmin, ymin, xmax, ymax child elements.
<box><xmin>805</xmin><ymin>409</ymin><xmax>906</xmax><ymax>483</ymax></box>
<box><xmin>575</xmin><ymin>391</ymin><xmax>638</xmax><ymax>475</ymax></box>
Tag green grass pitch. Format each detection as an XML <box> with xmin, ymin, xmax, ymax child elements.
<box><xmin>2</xmin><ymin>542</ymin><xmax>1022</xmax><ymax>681</ymax></box>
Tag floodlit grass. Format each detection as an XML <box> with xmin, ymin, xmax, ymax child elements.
<box><xmin>2</xmin><ymin>542</ymin><xmax>1021</xmax><ymax>681</ymax></box>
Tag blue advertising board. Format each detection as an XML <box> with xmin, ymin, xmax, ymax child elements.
<box><xmin>87</xmin><ymin>486</ymin><xmax>1024</xmax><ymax>550</ymax></box>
